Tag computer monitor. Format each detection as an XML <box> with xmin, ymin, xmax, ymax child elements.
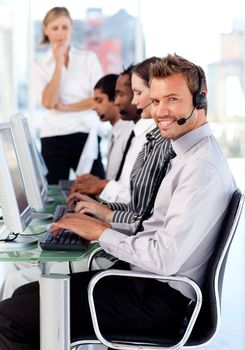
<box><xmin>33</xmin><ymin>140</ymin><xmax>48</xmax><ymax>177</ymax></box>
<box><xmin>10</xmin><ymin>113</ymin><xmax>48</xmax><ymax>212</ymax></box>
<box><xmin>0</xmin><ymin>123</ymin><xmax>37</xmax><ymax>250</ymax></box>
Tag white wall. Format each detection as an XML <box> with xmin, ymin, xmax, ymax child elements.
<box><xmin>0</xmin><ymin>3</ymin><xmax>15</xmax><ymax>121</ymax></box>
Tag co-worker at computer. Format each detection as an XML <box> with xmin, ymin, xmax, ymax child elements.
<box><xmin>71</xmin><ymin>65</ymin><xmax>156</xmax><ymax>203</ymax></box>
<box><xmin>68</xmin><ymin>57</ymin><xmax>171</xmax><ymax>225</ymax></box>
<box><xmin>90</xmin><ymin>73</ymin><xmax>134</xmax><ymax>181</ymax></box>
<box><xmin>60</xmin><ymin>73</ymin><xmax>134</xmax><ymax>192</ymax></box>
<box><xmin>0</xmin><ymin>54</ymin><xmax>236</xmax><ymax>349</ymax></box>
<box><xmin>32</xmin><ymin>7</ymin><xmax>105</xmax><ymax>184</ymax></box>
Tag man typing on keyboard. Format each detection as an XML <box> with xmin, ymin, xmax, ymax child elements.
<box><xmin>0</xmin><ymin>54</ymin><xmax>236</xmax><ymax>349</ymax></box>
<box><xmin>51</xmin><ymin>212</ymin><xmax>110</xmax><ymax>240</ymax></box>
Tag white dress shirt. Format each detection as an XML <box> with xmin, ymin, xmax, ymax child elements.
<box><xmin>99</xmin><ymin>123</ymin><xmax>237</xmax><ymax>300</ymax></box>
<box><xmin>106</xmin><ymin>119</ymin><xmax>134</xmax><ymax>180</ymax></box>
<box><xmin>99</xmin><ymin>118</ymin><xmax>156</xmax><ymax>203</ymax></box>
<box><xmin>32</xmin><ymin>47</ymin><xmax>103</xmax><ymax>138</ymax></box>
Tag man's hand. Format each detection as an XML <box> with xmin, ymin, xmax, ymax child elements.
<box><xmin>66</xmin><ymin>193</ymin><xmax>113</xmax><ymax>221</ymax></box>
<box><xmin>50</xmin><ymin>213</ymin><xmax>111</xmax><ymax>241</ymax></box>
<box><xmin>75</xmin><ymin>173</ymin><xmax>100</xmax><ymax>184</ymax></box>
<box><xmin>76</xmin><ymin>198</ymin><xmax>113</xmax><ymax>222</ymax></box>
<box><xmin>66</xmin><ymin>192</ymin><xmax>95</xmax><ymax>211</ymax></box>
<box><xmin>70</xmin><ymin>179</ymin><xmax>109</xmax><ymax>195</ymax></box>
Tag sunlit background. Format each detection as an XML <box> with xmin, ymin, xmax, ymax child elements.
<box><xmin>0</xmin><ymin>0</ymin><xmax>245</xmax><ymax>190</ymax></box>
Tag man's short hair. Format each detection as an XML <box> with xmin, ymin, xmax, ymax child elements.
<box><xmin>150</xmin><ymin>53</ymin><xmax>208</xmax><ymax>113</ymax></box>
<box><xmin>94</xmin><ymin>74</ymin><xmax>119</xmax><ymax>101</ymax></box>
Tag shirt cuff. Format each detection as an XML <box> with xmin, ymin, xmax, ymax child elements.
<box><xmin>99</xmin><ymin>228</ymin><xmax>128</xmax><ymax>256</ymax></box>
<box><xmin>99</xmin><ymin>180</ymin><xmax>129</xmax><ymax>202</ymax></box>
<box><xmin>110</xmin><ymin>222</ymin><xmax>134</xmax><ymax>233</ymax></box>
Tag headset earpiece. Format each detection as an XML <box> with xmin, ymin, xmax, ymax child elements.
<box><xmin>192</xmin><ymin>66</ymin><xmax>207</xmax><ymax>110</ymax></box>
<box><xmin>195</xmin><ymin>92</ymin><xmax>207</xmax><ymax>110</ymax></box>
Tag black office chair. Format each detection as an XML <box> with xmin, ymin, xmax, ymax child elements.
<box><xmin>71</xmin><ymin>189</ymin><xmax>244</xmax><ymax>349</ymax></box>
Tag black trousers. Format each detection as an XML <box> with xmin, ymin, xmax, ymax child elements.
<box><xmin>41</xmin><ymin>133</ymin><xmax>105</xmax><ymax>184</ymax></box>
<box><xmin>0</xmin><ymin>268</ymin><xmax>190</xmax><ymax>350</ymax></box>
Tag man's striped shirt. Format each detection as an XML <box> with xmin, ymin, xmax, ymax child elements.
<box><xmin>107</xmin><ymin>127</ymin><xmax>171</xmax><ymax>223</ymax></box>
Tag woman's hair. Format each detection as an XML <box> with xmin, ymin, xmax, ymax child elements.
<box><xmin>40</xmin><ymin>7</ymin><xmax>72</xmax><ymax>45</ymax></box>
<box><xmin>132</xmin><ymin>57</ymin><xmax>160</xmax><ymax>87</ymax></box>
<box><xmin>94</xmin><ymin>74</ymin><xmax>119</xmax><ymax>102</ymax></box>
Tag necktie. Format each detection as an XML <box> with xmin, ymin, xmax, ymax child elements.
<box><xmin>108</xmin><ymin>133</ymin><xmax>115</xmax><ymax>156</ymax></box>
<box><xmin>115</xmin><ymin>130</ymin><xmax>135</xmax><ymax>181</ymax></box>
<box><xmin>135</xmin><ymin>146</ymin><xmax>176</xmax><ymax>233</ymax></box>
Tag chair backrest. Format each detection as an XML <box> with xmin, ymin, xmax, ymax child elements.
<box><xmin>186</xmin><ymin>189</ymin><xmax>244</xmax><ymax>346</ymax></box>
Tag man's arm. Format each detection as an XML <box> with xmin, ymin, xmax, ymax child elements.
<box><xmin>99</xmin><ymin>161</ymin><xmax>232</xmax><ymax>276</ymax></box>
<box><xmin>50</xmin><ymin>211</ymin><xmax>135</xmax><ymax>240</ymax></box>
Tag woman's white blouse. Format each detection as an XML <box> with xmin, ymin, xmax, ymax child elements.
<box><xmin>32</xmin><ymin>46</ymin><xmax>103</xmax><ymax>138</ymax></box>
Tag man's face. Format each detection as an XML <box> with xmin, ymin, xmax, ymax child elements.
<box><xmin>150</xmin><ymin>73</ymin><xmax>202</xmax><ymax>141</ymax></box>
<box><xmin>114</xmin><ymin>74</ymin><xmax>139</xmax><ymax>122</ymax></box>
<box><xmin>93</xmin><ymin>88</ymin><xmax>116</xmax><ymax>122</ymax></box>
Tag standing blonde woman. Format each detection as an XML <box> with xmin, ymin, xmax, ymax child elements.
<box><xmin>33</xmin><ymin>7</ymin><xmax>105</xmax><ymax>184</ymax></box>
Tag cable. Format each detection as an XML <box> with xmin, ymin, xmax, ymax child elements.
<box><xmin>0</xmin><ymin>232</ymin><xmax>19</xmax><ymax>242</ymax></box>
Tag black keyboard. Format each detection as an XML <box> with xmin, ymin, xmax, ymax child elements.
<box><xmin>40</xmin><ymin>230</ymin><xmax>88</xmax><ymax>251</ymax></box>
<box><xmin>52</xmin><ymin>203</ymin><xmax>77</xmax><ymax>222</ymax></box>
<box><xmin>52</xmin><ymin>204</ymin><xmax>67</xmax><ymax>221</ymax></box>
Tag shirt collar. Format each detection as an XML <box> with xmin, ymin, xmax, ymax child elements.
<box><xmin>172</xmin><ymin>123</ymin><xmax>212</xmax><ymax>156</ymax></box>
<box><xmin>42</xmin><ymin>48</ymin><xmax>54</xmax><ymax>65</ymax></box>
<box><xmin>133</xmin><ymin>118</ymin><xmax>156</xmax><ymax>137</ymax></box>
<box><xmin>146</xmin><ymin>126</ymin><xmax>162</xmax><ymax>144</ymax></box>
<box><xmin>112</xmin><ymin>119</ymin><xmax>127</xmax><ymax>138</ymax></box>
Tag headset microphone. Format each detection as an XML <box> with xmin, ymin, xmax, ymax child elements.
<box><xmin>137</xmin><ymin>101</ymin><xmax>152</xmax><ymax>115</ymax></box>
<box><xmin>100</xmin><ymin>104</ymin><xmax>115</xmax><ymax>120</ymax></box>
<box><xmin>177</xmin><ymin>106</ymin><xmax>196</xmax><ymax>126</ymax></box>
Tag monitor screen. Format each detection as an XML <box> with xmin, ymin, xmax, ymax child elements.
<box><xmin>1</xmin><ymin>128</ymin><xmax>29</xmax><ymax>214</ymax></box>
<box><xmin>22</xmin><ymin>118</ymin><xmax>45</xmax><ymax>195</ymax></box>
<box><xmin>0</xmin><ymin>123</ymin><xmax>33</xmax><ymax>241</ymax></box>
<box><xmin>33</xmin><ymin>140</ymin><xmax>48</xmax><ymax>177</ymax></box>
<box><xmin>10</xmin><ymin>113</ymin><xmax>48</xmax><ymax>211</ymax></box>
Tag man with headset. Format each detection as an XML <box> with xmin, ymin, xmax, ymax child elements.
<box><xmin>0</xmin><ymin>54</ymin><xmax>236</xmax><ymax>349</ymax></box>
<box><xmin>92</xmin><ymin>73</ymin><xmax>134</xmax><ymax>181</ymax></box>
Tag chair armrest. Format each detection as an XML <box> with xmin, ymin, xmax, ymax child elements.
<box><xmin>88</xmin><ymin>269</ymin><xmax>203</xmax><ymax>349</ymax></box>
<box><xmin>87</xmin><ymin>246</ymin><xmax>104</xmax><ymax>271</ymax></box>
